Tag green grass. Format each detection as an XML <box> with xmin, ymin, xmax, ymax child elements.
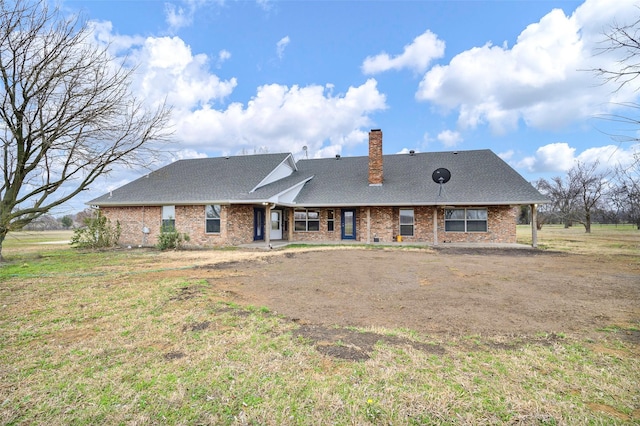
<box><xmin>1</xmin><ymin>228</ymin><xmax>639</xmax><ymax>424</ymax></box>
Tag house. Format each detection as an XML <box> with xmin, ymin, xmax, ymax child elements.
<box><xmin>88</xmin><ymin>129</ymin><xmax>549</xmax><ymax>247</ymax></box>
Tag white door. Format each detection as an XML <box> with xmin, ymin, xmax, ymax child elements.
<box><xmin>271</xmin><ymin>210</ymin><xmax>283</xmax><ymax>240</ymax></box>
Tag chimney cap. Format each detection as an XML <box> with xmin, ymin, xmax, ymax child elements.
<box><xmin>370</xmin><ymin>128</ymin><xmax>381</xmax><ymax>132</ymax></box>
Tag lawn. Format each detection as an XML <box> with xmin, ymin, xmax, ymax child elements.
<box><xmin>0</xmin><ymin>226</ymin><xmax>638</xmax><ymax>424</ymax></box>
<box><xmin>517</xmin><ymin>223</ymin><xmax>639</xmax><ymax>255</ymax></box>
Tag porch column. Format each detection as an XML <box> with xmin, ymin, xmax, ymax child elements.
<box><xmin>288</xmin><ymin>209</ymin><xmax>294</xmax><ymax>242</ymax></box>
<box><xmin>366</xmin><ymin>207</ymin><xmax>371</xmax><ymax>244</ymax></box>
<box><xmin>531</xmin><ymin>204</ymin><xmax>538</xmax><ymax>248</ymax></box>
<box><xmin>265</xmin><ymin>204</ymin><xmax>271</xmax><ymax>248</ymax></box>
<box><xmin>433</xmin><ymin>206</ymin><xmax>438</xmax><ymax>246</ymax></box>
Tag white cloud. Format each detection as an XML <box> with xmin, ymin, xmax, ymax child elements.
<box><xmin>87</xmin><ymin>20</ymin><xmax>145</xmax><ymax>56</ymax></box>
<box><xmin>416</xmin><ymin>0</ymin><xmax>640</xmax><ymax>135</ymax></box>
<box><xmin>499</xmin><ymin>150</ymin><xmax>515</xmax><ymax>161</ymax></box>
<box><xmin>437</xmin><ymin>130</ymin><xmax>462</xmax><ymax>147</ymax></box>
<box><xmin>362</xmin><ymin>30</ymin><xmax>445</xmax><ymax>74</ymax></box>
<box><xmin>576</xmin><ymin>144</ymin><xmax>639</xmax><ymax>169</ymax></box>
<box><xmin>216</xmin><ymin>49</ymin><xmax>231</xmax><ymax>68</ymax></box>
<box><xmin>86</xmin><ymin>23</ymin><xmax>387</xmax><ymax>163</ymax></box>
<box><xmin>169</xmin><ymin>149</ymin><xmax>209</xmax><ymax>161</ymax></box>
<box><xmin>256</xmin><ymin>0</ymin><xmax>273</xmax><ymax>12</ymax></box>
<box><xmin>164</xmin><ymin>0</ymin><xmax>220</xmax><ymax>33</ymax></box>
<box><xmin>129</xmin><ymin>36</ymin><xmax>237</xmax><ymax>110</ymax></box>
<box><xmin>518</xmin><ymin>143</ymin><xmax>576</xmax><ymax>173</ymax></box>
<box><xmin>516</xmin><ymin>142</ymin><xmax>639</xmax><ymax>173</ymax></box>
<box><xmin>165</xmin><ymin>3</ymin><xmax>192</xmax><ymax>33</ymax></box>
<box><xmin>175</xmin><ymin>79</ymin><xmax>387</xmax><ymax>155</ymax></box>
<box><xmin>276</xmin><ymin>36</ymin><xmax>290</xmax><ymax>59</ymax></box>
<box><xmin>396</xmin><ymin>148</ymin><xmax>422</xmax><ymax>155</ymax></box>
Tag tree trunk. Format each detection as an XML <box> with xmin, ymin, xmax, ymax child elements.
<box><xmin>0</xmin><ymin>228</ymin><xmax>7</xmax><ymax>262</ymax></box>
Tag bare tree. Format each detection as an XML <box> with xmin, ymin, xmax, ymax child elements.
<box><xmin>535</xmin><ymin>176</ymin><xmax>581</xmax><ymax>228</ymax></box>
<box><xmin>595</xmin><ymin>16</ymin><xmax>640</xmax><ymax>93</ymax></box>
<box><xmin>570</xmin><ymin>161</ymin><xmax>610</xmax><ymax>233</ymax></box>
<box><xmin>535</xmin><ymin>161</ymin><xmax>610</xmax><ymax>233</ymax></box>
<box><xmin>593</xmin><ymin>16</ymin><xmax>640</xmax><ymax>143</ymax></box>
<box><xmin>0</xmin><ymin>0</ymin><xmax>172</xmax><ymax>260</ymax></box>
<box><xmin>610</xmin><ymin>153</ymin><xmax>640</xmax><ymax>228</ymax></box>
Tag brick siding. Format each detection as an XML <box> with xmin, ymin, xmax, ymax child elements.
<box><xmin>368</xmin><ymin>129</ymin><xmax>383</xmax><ymax>185</ymax></box>
<box><xmin>102</xmin><ymin>204</ymin><xmax>519</xmax><ymax>247</ymax></box>
<box><xmin>438</xmin><ymin>206</ymin><xmax>518</xmax><ymax>243</ymax></box>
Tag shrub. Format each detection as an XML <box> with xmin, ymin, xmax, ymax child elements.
<box><xmin>71</xmin><ymin>212</ymin><xmax>121</xmax><ymax>249</ymax></box>
<box><xmin>157</xmin><ymin>224</ymin><xmax>190</xmax><ymax>250</ymax></box>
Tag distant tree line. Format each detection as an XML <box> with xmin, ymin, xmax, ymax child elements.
<box><xmin>519</xmin><ymin>154</ymin><xmax>639</xmax><ymax>232</ymax></box>
<box><xmin>22</xmin><ymin>208</ymin><xmax>95</xmax><ymax>231</ymax></box>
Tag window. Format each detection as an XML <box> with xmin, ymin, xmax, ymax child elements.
<box><xmin>327</xmin><ymin>209</ymin><xmax>335</xmax><ymax>232</ymax></box>
<box><xmin>445</xmin><ymin>208</ymin><xmax>487</xmax><ymax>232</ymax></box>
<box><xmin>294</xmin><ymin>209</ymin><xmax>320</xmax><ymax>231</ymax></box>
<box><xmin>205</xmin><ymin>205</ymin><xmax>221</xmax><ymax>233</ymax></box>
<box><xmin>399</xmin><ymin>209</ymin><xmax>414</xmax><ymax>236</ymax></box>
<box><xmin>162</xmin><ymin>205</ymin><xmax>175</xmax><ymax>230</ymax></box>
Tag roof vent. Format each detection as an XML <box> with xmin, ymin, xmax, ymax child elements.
<box><xmin>409</xmin><ymin>150</ymin><xmax>415</xmax><ymax>156</ymax></box>
<box><xmin>335</xmin><ymin>154</ymin><xmax>341</xmax><ymax>160</ymax></box>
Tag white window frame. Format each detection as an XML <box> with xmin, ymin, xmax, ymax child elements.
<box><xmin>294</xmin><ymin>209</ymin><xmax>320</xmax><ymax>232</ymax></box>
<box><xmin>162</xmin><ymin>205</ymin><xmax>175</xmax><ymax>230</ymax></box>
<box><xmin>445</xmin><ymin>208</ymin><xmax>488</xmax><ymax>232</ymax></box>
<box><xmin>205</xmin><ymin>205</ymin><xmax>221</xmax><ymax>234</ymax></box>
<box><xmin>399</xmin><ymin>208</ymin><xmax>414</xmax><ymax>236</ymax></box>
<box><xmin>327</xmin><ymin>209</ymin><xmax>335</xmax><ymax>232</ymax></box>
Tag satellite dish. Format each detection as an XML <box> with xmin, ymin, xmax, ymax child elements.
<box><xmin>432</xmin><ymin>168</ymin><xmax>451</xmax><ymax>184</ymax></box>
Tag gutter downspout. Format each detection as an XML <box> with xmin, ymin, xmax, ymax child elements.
<box><xmin>367</xmin><ymin>207</ymin><xmax>371</xmax><ymax>244</ymax></box>
<box><xmin>433</xmin><ymin>206</ymin><xmax>438</xmax><ymax>246</ymax></box>
<box><xmin>531</xmin><ymin>204</ymin><xmax>538</xmax><ymax>248</ymax></box>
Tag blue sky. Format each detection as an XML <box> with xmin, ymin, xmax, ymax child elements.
<box><xmin>55</xmin><ymin>0</ymin><xmax>639</xmax><ymax>214</ymax></box>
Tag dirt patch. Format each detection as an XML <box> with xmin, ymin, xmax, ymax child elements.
<box><xmin>203</xmin><ymin>248</ymin><xmax>639</xmax><ymax>337</ymax></box>
<box><xmin>183</xmin><ymin>321</ymin><xmax>211</xmax><ymax>332</ymax></box>
<box><xmin>586</xmin><ymin>403</ymin><xmax>633</xmax><ymax>421</ymax></box>
<box><xmin>164</xmin><ymin>351</ymin><xmax>186</xmax><ymax>360</ymax></box>
<box><xmin>292</xmin><ymin>324</ymin><xmax>445</xmax><ymax>361</ymax></box>
<box><xmin>162</xmin><ymin>247</ymin><xmax>639</xmax><ymax>360</ymax></box>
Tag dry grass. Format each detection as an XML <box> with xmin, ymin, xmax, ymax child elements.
<box><xmin>517</xmin><ymin>223</ymin><xmax>640</xmax><ymax>256</ymax></box>
<box><xmin>1</xmin><ymin>227</ymin><xmax>639</xmax><ymax>424</ymax></box>
<box><xmin>2</xmin><ymin>230</ymin><xmax>74</xmax><ymax>255</ymax></box>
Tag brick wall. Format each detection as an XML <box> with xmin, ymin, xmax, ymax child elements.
<box><xmin>293</xmin><ymin>206</ymin><xmax>518</xmax><ymax>243</ymax></box>
<box><xmin>101</xmin><ymin>206</ymin><xmax>161</xmax><ymax>247</ymax></box>
<box><xmin>226</xmin><ymin>205</ymin><xmax>255</xmax><ymax>245</ymax></box>
<box><xmin>101</xmin><ymin>204</ymin><xmax>256</xmax><ymax>247</ymax></box>
<box><xmin>291</xmin><ymin>208</ymin><xmax>342</xmax><ymax>242</ymax></box>
<box><xmin>102</xmin><ymin>203</ymin><xmax>519</xmax><ymax>247</ymax></box>
<box><xmin>438</xmin><ymin>205</ymin><xmax>518</xmax><ymax>243</ymax></box>
<box><xmin>174</xmin><ymin>205</ymin><xmax>226</xmax><ymax>247</ymax></box>
<box><xmin>368</xmin><ymin>129</ymin><xmax>383</xmax><ymax>185</ymax></box>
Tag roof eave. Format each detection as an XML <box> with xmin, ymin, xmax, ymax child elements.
<box><xmin>291</xmin><ymin>200</ymin><xmax>550</xmax><ymax>208</ymax></box>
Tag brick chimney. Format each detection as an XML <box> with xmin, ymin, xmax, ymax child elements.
<box><xmin>368</xmin><ymin>129</ymin><xmax>383</xmax><ymax>185</ymax></box>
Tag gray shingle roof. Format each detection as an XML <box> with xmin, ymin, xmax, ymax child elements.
<box><xmin>293</xmin><ymin>149</ymin><xmax>548</xmax><ymax>206</ymax></box>
<box><xmin>88</xmin><ymin>153</ymin><xmax>293</xmax><ymax>206</ymax></box>
<box><xmin>88</xmin><ymin>149</ymin><xmax>548</xmax><ymax>207</ymax></box>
